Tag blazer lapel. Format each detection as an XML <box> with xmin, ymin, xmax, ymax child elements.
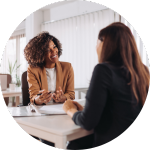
<box><xmin>56</xmin><ymin>61</ymin><xmax>62</xmax><ymax>91</ymax></box>
<box><xmin>41</xmin><ymin>67</ymin><xmax>48</xmax><ymax>91</ymax></box>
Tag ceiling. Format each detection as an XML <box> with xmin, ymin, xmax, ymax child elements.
<box><xmin>39</xmin><ymin>0</ymin><xmax>77</xmax><ymax>10</ymax></box>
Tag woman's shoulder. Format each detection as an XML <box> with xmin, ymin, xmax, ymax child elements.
<box><xmin>58</xmin><ymin>61</ymin><xmax>72</xmax><ymax>68</ymax></box>
<box><xmin>94</xmin><ymin>63</ymin><xmax>113</xmax><ymax>73</ymax></box>
<box><xmin>27</xmin><ymin>65</ymin><xmax>43</xmax><ymax>72</ymax></box>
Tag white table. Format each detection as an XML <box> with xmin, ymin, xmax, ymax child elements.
<box><xmin>1</xmin><ymin>87</ymin><xmax>86</xmax><ymax>106</ymax></box>
<box><xmin>15</xmin><ymin>115</ymin><xmax>93</xmax><ymax>149</ymax></box>
<box><xmin>2</xmin><ymin>87</ymin><xmax>21</xmax><ymax>106</ymax></box>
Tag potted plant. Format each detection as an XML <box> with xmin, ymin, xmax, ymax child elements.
<box><xmin>16</xmin><ymin>74</ymin><xmax>21</xmax><ymax>87</ymax></box>
<box><xmin>8</xmin><ymin>59</ymin><xmax>21</xmax><ymax>106</ymax></box>
<box><xmin>8</xmin><ymin>59</ymin><xmax>21</xmax><ymax>90</ymax></box>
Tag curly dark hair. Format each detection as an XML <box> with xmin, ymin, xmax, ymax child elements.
<box><xmin>24</xmin><ymin>31</ymin><xmax>62</xmax><ymax>68</ymax></box>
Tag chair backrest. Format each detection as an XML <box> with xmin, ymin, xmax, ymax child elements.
<box><xmin>21</xmin><ymin>71</ymin><xmax>30</xmax><ymax>106</ymax></box>
<box><xmin>0</xmin><ymin>73</ymin><xmax>11</xmax><ymax>88</ymax></box>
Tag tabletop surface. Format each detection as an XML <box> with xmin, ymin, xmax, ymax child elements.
<box><xmin>2</xmin><ymin>87</ymin><xmax>87</xmax><ymax>94</ymax></box>
<box><xmin>15</xmin><ymin>115</ymin><xmax>83</xmax><ymax>136</ymax></box>
<box><xmin>13</xmin><ymin>99</ymin><xmax>87</xmax><ymax>136</ymax></box>
<box><xmin>2</xmin><ymin>87</ymin><xmax>21</xmax><ymax>94</ymax></box>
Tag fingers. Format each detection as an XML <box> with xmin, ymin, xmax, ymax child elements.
<box><xmin>45</xmin><ymin>93</ymin><xmax>52</xmax><ymax>103</ymax></box>
<box><xmin>52</xmin><ymin>87</ymin><xmax>64</xmax><ymax>103</ymax></box>
<box><xmin>72</xmin><ymin>101</ymin><xmax>83</xmax><ymax>111</ymax></box>
<box><xmin>72</xmin><ymin>101</ymin><xmax>78</xmax><ymax>104</ymax></box>
<box><xmin>52</xmin><ymin>93</ymin><xmax>59</xmax><ymax>103</ymax></box>
<box><xmin>72</xmin><ymin>101</ymin><xmax>81</xmax><ymax>105</ymax></box>
<box><xmin>56</xmin><ymin>90</ymin><xmax>61</xmax><ymax>97</ymax></box>
<box><xmin>43</xmin><ymin>95</ymin><xmax>52</xmax><ymax>104</ymax></box>
<box><xmin>53</xmin><ymin>91</ymin><xmax>61</xmax><ymax>102</ymax></box>
<box><xmin>59</xmin><ymin>86</ymin><xmax>64</xmax><ymax>95</ymax></box>
<box><xmin>39</xmin><ymin>89</ymin><xmax>45</xmax><ymax>94</ymax></box>
<box><xmin>59</xmin><ymin>86</ymin><xmax>62</xmax><ymax>91</ymax></box>
<box><xmin>64</xmin><ymin>99</ymin><xmax>77</xmax><ymax>110</ymax></box>
<box><xmin>52</xmin><ymin>93</ymin><xmax>57</xmax><ymax>100</ymax></box>
<box><xmin>39</xmin><ymin>92</ymin><xmax>52</xmax><ymax>103</ymax></box>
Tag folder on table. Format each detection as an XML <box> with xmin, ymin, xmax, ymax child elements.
<box><xmin>8</xmin><ymin>99</ymin><xmax>85</xmax><ymax>117</ymax></box>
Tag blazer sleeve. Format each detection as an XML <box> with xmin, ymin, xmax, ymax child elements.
<box><xmin>63</xmin><ymin>64</ymin><xmax>75</xmax><ymax>100</ymax></box>
<box><xmin>27</xmin><ymin>66</ymin><xmax>40</xmax><ymax>103</ymax></box>
<box><xmin>72</xmin><ymin>64</ymin><xmax>112</xmax><ymax>130</ymax></box>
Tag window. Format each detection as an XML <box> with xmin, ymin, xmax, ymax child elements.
<box><xmin>0</xmin><ymin>34</ymin><xmax>27</xmax><ymax>83</ymax></box>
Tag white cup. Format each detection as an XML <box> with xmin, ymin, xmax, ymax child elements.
<box><xmin>9</xmin><ymin>83</ymin><xmax>16</xmax><ymax>90</ymax></box>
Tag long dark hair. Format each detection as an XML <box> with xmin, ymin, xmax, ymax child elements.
<box><xmin>98</xmin><ymin>22</ymin><xmax>149</xmax><ymax>105</ymax></box>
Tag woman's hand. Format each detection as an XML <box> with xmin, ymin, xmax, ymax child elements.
<box><xmin>34</xmin><ymin>89</ymin><xmax>52</xmax><ymax>105</ymax></box>
<box><xmin>72</xmin><ymin>101</ymin><xmax>84</xmax><ymax>111</ymax></box>
<box><xmin>63</xmin><ymin>99</ymin><xmax>78</xmax><ymax>118</ymax></box>
<box><xmin>52</xmin><ymin>87</ymin><xmax>67</xmax><ymax>103</ymax></box>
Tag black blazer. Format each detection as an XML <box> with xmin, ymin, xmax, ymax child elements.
<box><xmin>72</xmin><ymin>63</ymin><xmax>143</xmax><ymax>147</ymax></box>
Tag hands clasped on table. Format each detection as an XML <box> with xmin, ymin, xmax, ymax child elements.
<box><xmin>52</xmin><ymin>86</ymin><xmax>67</xmax><ymax>103</ymax></box>
<box><xmin>34</xmin><ymin>90</ymin><xmax>52</xmax><ymax>105</ymax></box>
<box><xmin>34</xmin><ymin>87</ymin><xmax>67</xmax><ymax>105</ymax></box>
<box><xmin>63</xmin><ymin>99</ymin><xmax>84</xmax><ymax>118</ymax></box>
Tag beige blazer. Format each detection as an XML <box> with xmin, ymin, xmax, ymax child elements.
<box><xmin>27</xmin><ymin>61</ymin><xmax>75</xmax><ymax>103</ymax></box>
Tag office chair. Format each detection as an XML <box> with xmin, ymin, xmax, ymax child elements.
<box><xmin>18</xmin><ymin>71</ymin><xmax>30</xmax><ymax>106</ymax></box>
<box><xmin>0</xmin><ymin>74</ymin><xmax>11</xmax><ymax>106</ymax></box>
<box><xmin>18</xmin><ymin>71</ymin><xmax>40</xmax><ymax>140</ymax></box>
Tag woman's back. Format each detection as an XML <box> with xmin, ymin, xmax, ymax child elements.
<box><xmin>90</xmin><ymin>63</ymin><xmax>142</xmax><ymax>147</ymax></box>
<box><xmin>73</xmin><ymin>63</ymin><xmax>143</xmax><ymax>146</ymax></box>
<box><xmin>64</xmin><ymin>22</ymin><xmax>149</xmax><ymax>149</ymax></box>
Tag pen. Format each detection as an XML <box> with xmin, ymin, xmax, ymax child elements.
<box><xmin>36</xmin><ymin>92</ymin><xmax>52</xmax><ymax>105</ymax></box>
<box><xmin>37</xmin><ymin>91</ymin><xmax>51</xmax><ymax>96</ymax></box>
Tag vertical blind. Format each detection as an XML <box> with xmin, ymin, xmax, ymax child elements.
<box><xmin>42</xmin><ymin>9</ymin><xmax>119</xmax><ymax>88</ymax></box>
<box><xmin>41</xmin><ymin>9</ymin><xmax>149</xmax><ymax>88</ymax></box>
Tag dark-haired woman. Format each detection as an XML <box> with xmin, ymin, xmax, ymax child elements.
<box><xmin>24</xmin><ymin>32</ymin><xmax>75</xmax><ymax>146</ymax></box>
<box><xmin>63</xmin><ymin>22</ymin><xmax>150</xmax><ymax>149</ymax></box>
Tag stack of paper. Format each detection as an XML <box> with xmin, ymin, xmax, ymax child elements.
<box><xmin>8</xmin><ymin>99</ymin><xmax>86</xmax><ymax>117</ymax></box>
<box><xmin>36</xmin><ymin>98</ymin><xmax>85</xmax><ymax>114</ymax></box>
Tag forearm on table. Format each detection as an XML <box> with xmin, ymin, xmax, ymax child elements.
<box><xmin>67</xmin><ymin>108</ymin><xmax>78</xmax><ymax>118</ymax></box>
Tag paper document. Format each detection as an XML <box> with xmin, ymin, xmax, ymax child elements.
<box><xmin>37</xmin><ymin>104</ymin><xmax>65</xmax><ymax>114</ymax></box>
<box><xmin>8</xmin><ymin>106</ymin><xmax>43</xmax><ymax>117</ymax></box>
<box><xmin>36</xmin><ymin>98</ymin><xmax>85</xmax><ymax>114</ymax></box>
<box><xmin>28</xmin><ymin>99</ymin><xmax>85</xmax><ymax>114</ymax></box>
<box><xmin>8</xmin><ymin>99</ymin><xmax>85</xmax><ymax>117</ymax></box>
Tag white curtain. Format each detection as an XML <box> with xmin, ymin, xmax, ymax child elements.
<box><xmin>0</xmin><ymin>34</ymin><xmax>27</xmax><ymax>82</ymax></box>
<box><xmin>42</xmin><ymin>9</ymin><xmax>118</xmax><ymax>88</ymax></box>
<box><xmin>0</xmin><ymin>38</ymin><xmax>16</xmax><ymax>75</ymax></box>
<box><xmin>121</xmin><ymin>17</ymin><xmax>149</xmax><ymax>69</ymax></box>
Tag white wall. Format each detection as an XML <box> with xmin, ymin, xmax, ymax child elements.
<box><xmin>11</xmin><ymin>20</ymin><xmax>25</xmax><ymax>37</ymax></box>
<box><xmin>16</xmin><ymin>20</ymin><xmax>26</xmax><ymax>30</ymax></box>
<box><xmin>78</xmin><ymin>1</ymin><xmax>106</xmax><ymax>15</ymax></box>
<box><xmin>43</xmin><ymin>9</ymin><xmax>50</xmax><ymax>22</ymax></box>
<box><xmin>26</xmin><ymin>13</ymin><xmax>34</xmax><ymax>44</ymax></box>
<box><xmin>50</xmin><ymin>1</ymin><xmax>78</xmax><ymax>21</ymax></box>
<box><xmin>25</xmin><ymin>10</ymin><xmax>43</xmax><ymax>44</ymax></box>
<box><xmin>16</xmin><ymin>1</ymin><xmax>106</xmax><ymax>43</ymax></box>
<box><xmin>33</xmin><ymin>10</ymin><xmax>43</xmax><ymax>37</ymax></box>
<box><xmin>49</xmin><ymin>1</ymin><xmax>106</xmax><ymax>22</ymax></box>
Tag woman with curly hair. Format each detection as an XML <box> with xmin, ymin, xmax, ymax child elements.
<box><xmin>24</xmin><ymin>32</ymin><xmax>75</xmax><ymax>105</ymax></box>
